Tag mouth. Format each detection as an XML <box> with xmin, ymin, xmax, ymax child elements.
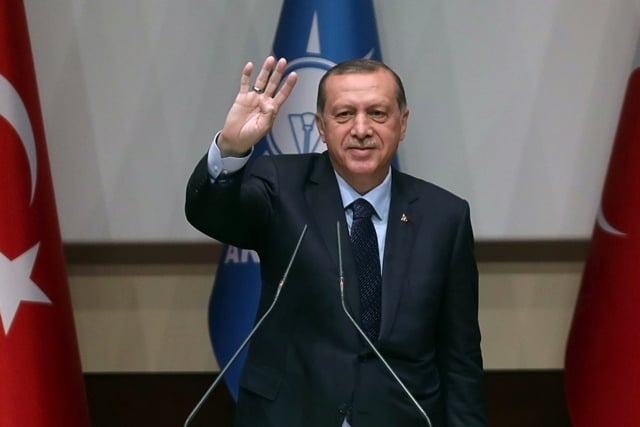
<box><xmin>347</xmin><ymin>146</ymin><xmax>376</xmax><ymax>159</ymax></box>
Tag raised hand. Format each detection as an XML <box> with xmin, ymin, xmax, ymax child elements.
<box><xmin>218</xmin><ymin>56</ymin><xmax>298</xmax><ymax>157</ymax></box>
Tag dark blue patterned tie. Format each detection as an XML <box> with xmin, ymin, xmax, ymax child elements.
<box><xmin>349</xmin><ymin>198</ymin><xmax>382</xmax><ymax>342</ymax></box>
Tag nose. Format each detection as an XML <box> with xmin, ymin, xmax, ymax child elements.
<box><xmin>350</xmin><ymin>112</ymin><xmax>372</xmax><ymax>140</ymax></box>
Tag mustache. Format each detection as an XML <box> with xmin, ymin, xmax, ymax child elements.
<box><xmin>347</xmin><ymin>138</ymin><xmax>377</xmax><ymax>147</ymax></box>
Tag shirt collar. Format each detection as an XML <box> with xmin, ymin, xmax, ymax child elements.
<box><xmin>335</xmin><ymin>169</ymin><xmax>392</xmax><ymax>221</ymax></box>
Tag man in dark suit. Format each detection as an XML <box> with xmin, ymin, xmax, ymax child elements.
<box><xmin>186</xmin><ymin>56</ymin><xmax>486</xmax><ymax>426</ymax></box>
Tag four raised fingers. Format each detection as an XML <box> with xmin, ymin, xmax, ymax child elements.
<box><xmin>239</xmin><ymin>56</ymin><xmax>296</xmax><ymax>102</ymax></box>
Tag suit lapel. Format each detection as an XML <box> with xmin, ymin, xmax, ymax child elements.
<box><xmin>304</xmin><ymin>153</ymin><xmax>361</xmax><ymax>320</ymax></box>
<box><xmin>380</xmin><ymin>170</ymin><xmax>419</xmax><ymax>339</ymax></box>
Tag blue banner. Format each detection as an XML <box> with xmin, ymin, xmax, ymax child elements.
<box><xmin>209</xmin><ymin>0</ymin><xmax>383</xmax><ymax>399</ymax></box>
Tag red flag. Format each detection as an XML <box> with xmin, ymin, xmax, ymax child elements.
<box><xmin>565</xmin><ymin>67</ymin><xmax>640</xmax><ymax>426</ymax></box>
<box><xmin>0</xmin><ymin>2</ymin><xmax>90</xmax><ymax>425</ymax></box>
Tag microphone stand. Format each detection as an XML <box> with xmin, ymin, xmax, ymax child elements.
<box><xmin>336</xmin><ymin>222</ymin><xmax>432</xmax><ymax>427</ymax></box>
<box><xmin>183</xmin><ymin>224</ymin><xmax>308</xmax><ymax>427</ymax></box>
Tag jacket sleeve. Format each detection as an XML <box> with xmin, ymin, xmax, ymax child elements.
<box><xmin>184</xmin><ymin>153</ymin><xmax>275</xmax><ymax>251</ymax></box>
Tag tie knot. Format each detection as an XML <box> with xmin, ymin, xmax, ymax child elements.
<box><xmin>351</xmin><ymin>198</ymin><xmax>375</xmax><ymax>220</ymax></box>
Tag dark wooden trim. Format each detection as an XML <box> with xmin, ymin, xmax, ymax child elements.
<box><xmin>484</xmin><ymin>370</ymin><xmax>571</xmax><ymax>427</ymax></box>
<box><xmin>84</xmin><ymin>370</ymin><xmax>571</xmax><ymax>427</ymax></box>
<box><xmin>64</xmin><ymin>241</ymin><xmax>589</xmax><ymax>265</ymax></box>
<box><xmin>85</xmin><ymin>372</ymin><xmax>234</xmax><ymax>427</ymax></box>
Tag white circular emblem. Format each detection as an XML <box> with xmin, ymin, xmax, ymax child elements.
<box><xmin>267</xmin><ymin>57</ymin><xmax>335</xmax><ymax>155</ymax></box>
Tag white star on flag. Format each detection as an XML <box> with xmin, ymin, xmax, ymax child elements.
<box><xmin>0</xmin><ymin>243</ymin><xmax>51</xmax><ymax>335</ymax></box>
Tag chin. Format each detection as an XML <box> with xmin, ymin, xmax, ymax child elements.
<box><xmin>345</xmin><ymin>162</ymin><xmax>378</xmax><ymax>176</ymax></box>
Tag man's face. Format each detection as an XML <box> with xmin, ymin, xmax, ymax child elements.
<box><xmin>316</xmin><ymin>69</ymin><xmax>409</xmax><ymax>194</ymax></box>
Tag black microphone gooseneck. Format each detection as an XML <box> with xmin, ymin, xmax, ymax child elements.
<box><xmin>183</xmin><ymin>224</ymin><xmax>308</xmax><ymax>427</ymax></box>
<box><xmin>336</xmin><ymin>222</ymin><xmax>432</xmax><ymax>427</ymax></box>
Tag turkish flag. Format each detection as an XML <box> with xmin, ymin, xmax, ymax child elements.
<box><xmin>0</xmin><ymin>1</ymin><xmax>90</xmax><ymax>426</ymax></box>
<box><xmin>565</xmin><ymin>67</ymin><xmax>640</xmax><ymax>426</ymax></box>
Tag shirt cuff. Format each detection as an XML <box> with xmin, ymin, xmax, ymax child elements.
<box><xmin>207</xmin><ymin>131</ymin><xmax>252</xmax><ymax>179</ymax></box>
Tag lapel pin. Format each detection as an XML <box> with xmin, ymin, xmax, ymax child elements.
<box><xmin>400</xmin><ymin>213</ymin><xmax>409</xmax><ymax>223</ymax></box>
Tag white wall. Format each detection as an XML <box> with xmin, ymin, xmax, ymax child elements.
<box><xmin>24</xmin><ymin>0</ymin><xmax>640</xmax><ymax>242</ymax></box>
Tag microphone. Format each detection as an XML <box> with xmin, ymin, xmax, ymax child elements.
<box><xmin>336</xmin><ymin>222</ymin><xmax>433</xmax><ymax>427</ymax></box>
<box><xmin>183</xmin><ymin>224</ymin><xmax>308</xmax><ymax>427</ymax></box>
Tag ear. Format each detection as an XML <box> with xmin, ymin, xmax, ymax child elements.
<box><xmin>315</xmin><ymin>113</ymin><xmax>326</xmax><ymax>143</ymax></box>
<box><xmin>399</xmin><ymin>109</ymin><xmax>410</xmax><ymax>141</ymax></box>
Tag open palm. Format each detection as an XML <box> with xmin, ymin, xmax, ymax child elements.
<box><xmin>219</xmin><ymin>57</ymin><xmax>298</xmax><ymax>156</ymax></box>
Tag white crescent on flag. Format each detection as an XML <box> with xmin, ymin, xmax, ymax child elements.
<box><xmin>0</xmin><ymin>73</ymin><xmax>38</xmax><ymax>205</ymax></box>
<box><xmin>596</xmin><ymin>206</ymin><xmax>626</xmax><ymax>237</ymax></box>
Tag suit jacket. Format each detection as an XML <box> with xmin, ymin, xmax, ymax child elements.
<box><xmin>185</xmin><ymin>151</ymin><xmax>486</xmax><ymax>427</ymax></box>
